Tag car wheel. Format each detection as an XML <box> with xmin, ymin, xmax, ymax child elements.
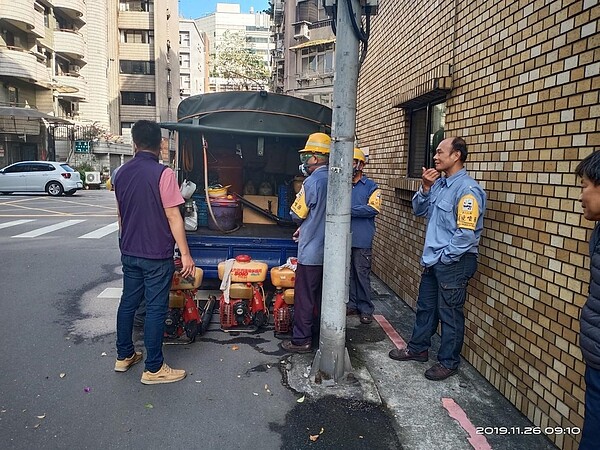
<box><xmin>1</xmin><ymin>192</ymin><xmax>13</xmax><ymax>195</ymax></box>
<box><xmin>46</xmin><ymin>181</ymin><xmax>64</xmax><ymax>197</ymax></box>
<box><xmin>64</xmin><ymin>190</ymin><xmax>76</xmax><ymax>196</ymax></box>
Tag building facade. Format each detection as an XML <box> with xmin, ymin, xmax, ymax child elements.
<box><xmin>196</xmin><ymin>3</ymin><xmax>272</xmax><ymax>92</ymax></box>
<box><xmin>178</xmin><ymin>19</ymin><xmax>209</xmax><ymax>101</ymax></box>
<box><xmin>356</xmin><ymin>1</ymin><xmax>599</xmax><ymax>449</ymax></box>
<box><xmin>0</xmin><ymin>0</ymin><xmax>179</xmax><ymax>168</ymax></box>
<box><xmin>271</xmin><ymin>0</ymin><xmax>335</xmax><ymax>106</ymax></box>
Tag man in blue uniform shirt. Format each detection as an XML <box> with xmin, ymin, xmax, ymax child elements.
<box><xmin>347</xmin><ymin>148</ymin><xmax>381</xmax><ymax>324</ymax></box>
<box><xmin>281</xmin><ymin>132</ymin><xmax>331</xmax><ymax>353</ymax></box>
<box><xmin>388</xmin><ymin>137</ymin><xmax>486</xmax><ymax>381</ymax></box>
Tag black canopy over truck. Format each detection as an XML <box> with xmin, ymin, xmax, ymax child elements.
<box><xmin>162</xmin><ymin>91</ymin><xmax>332</xmax><ymax>279</ymax></box>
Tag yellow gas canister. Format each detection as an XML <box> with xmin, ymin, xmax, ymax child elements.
<box><xmin>218</xmin><ymin>255</ymin><xmax>268</xmax><ymax>283</ymax></box>
<box><xmin>171</xmin><ymin>267</ymin><xmax>204</xmax><ymax>290</ymax></box>
<box><xmin>169</xmin><ymin>291</ymin><xmax>186</xmax><ymax>308</ymax></box>
<box><xmin>229</xmin><ymin>283</ymin><xmax>254</xmax><ymax>299</ymax></box>
<box><xmin>270</xmin><ymin>266</ymin><xmax>295</xmax><ymax>288</ymax></box>
<box><xmin>283</xmin><ymin>288</ymin><xmax>295</xmax><ymax>305</ymax></box>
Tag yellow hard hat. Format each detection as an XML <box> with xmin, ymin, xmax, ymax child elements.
<box><xmin>299</xmin><ymin>132</ymin><xmax>331</xmax><ymax>154</ymax></box>
<box><xmin>353</xmin><ymin>148</ymin><xmax>366</xmax><ymax>163</ymax></box>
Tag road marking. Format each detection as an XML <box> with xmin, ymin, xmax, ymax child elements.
<box><xmin>374</xmin><ymin>314</ymin><xmax>407</xmax><ymax>349</ymax></box>
<box><xmin>12</xmin><ymin>219</ymin><xmax>86</xmax><ymax>238</ymax></box>
<box><xmin>98</xmin><ymin>287</ymin><xmax>122</xmax><ymax>298</ymax></box>
<box><xmin>442</xmin><ymin>398</ymin><xmax>492</xmax><ymax>450</ymax></box>
<box><xmin>0</xmin><ymin>219</ymin><xmax>35</xmax><ymax>229</ymax></box>
<box><xmin>79</xmin><ymin>222</ymin><xmax>119</xmax><ymax>239</ymax></box>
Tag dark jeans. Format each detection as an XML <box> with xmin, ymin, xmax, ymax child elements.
<box><xmin>348</xmin><ymin>247</ymin><xmax>374</xmax><ymax>315</ymax></box>
<box><xmin>407</xmin><ymin>253</ymin><xmax>478</xmax><ymax>369</ymax></box>
<box><xmin>581</xmin><ymin>365</ymin><xmax>600</xmax><ymax>449</ymax></box>
<box><xmin>116</xmin><ymin>254</ymin><xmax>174</xmax><ymax>372</ymax></box>
<box><xmin>292</xmin><ymin>263</ymin><xmax>323</xmax><ymax>346</ymax></box>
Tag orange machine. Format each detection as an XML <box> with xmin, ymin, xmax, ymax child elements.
<box><xmin>270</xmin><ymin>261</ymin><xmax>296</xmax><ymax>336</ymax></box>
<box><xmin>218</xmin><ymin>255</ymin><xmax>269</xmax><ymax>330</ymax></box>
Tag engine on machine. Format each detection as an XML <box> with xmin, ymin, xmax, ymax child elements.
<box><xmin>270</xmin><ymin>257</ymin><xmax>296</xmax><ymax>337</ymax></box>
<box><xmin>218</xmin><ymin>255</ymin><xmax>269</xmax><ymax>331</ymax></box>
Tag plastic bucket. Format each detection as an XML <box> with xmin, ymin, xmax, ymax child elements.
<box><xmin>208</xmin><ymin>199</ymin><xmax>239</xmax><ymax>231</ymax></box>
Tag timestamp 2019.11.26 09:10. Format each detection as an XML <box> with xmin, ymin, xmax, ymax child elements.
<box><xmin>475</xmin><ymin>426</ymin><xmax>581</xmax><ymax>435</ymax></box>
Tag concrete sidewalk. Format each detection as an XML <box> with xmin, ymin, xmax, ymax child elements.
<box><xmin>285</xmin><ymin>276</ymin><xmax>560</xmax><ymax>450</ymax></box>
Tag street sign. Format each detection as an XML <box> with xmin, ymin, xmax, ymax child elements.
<box><xmin>74</xmin><ymin>140</ymin><xmax>90</xmax><ymax>153</ymax></box>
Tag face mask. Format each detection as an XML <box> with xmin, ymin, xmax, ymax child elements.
<box><xmin>299</xmin><ymin>163</ymin><xmax>310</xmax><ymax>177</ymax></box>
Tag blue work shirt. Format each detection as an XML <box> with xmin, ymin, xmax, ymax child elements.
<box><xmin>351</xmin><ymin>175</ymin><xmax>381</xmax><ymax>248</ymax></box>
<box><xmin>290</xmin><ymin>165</ymin><xmax>328</xmax><ymax>265</ymax></box>
<box><xmin>412</xmin><ymin>168</ymin><xmax>486</xmax><ymax>267</ymax></box>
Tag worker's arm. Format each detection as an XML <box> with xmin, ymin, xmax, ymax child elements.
<box><xmin>164</xmin><ymin>206</ymin><xmax>195</xmax><ymax>278</ymax></box>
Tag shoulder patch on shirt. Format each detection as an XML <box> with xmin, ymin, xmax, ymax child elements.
<box><xmin>290</xmin><ymin>186</ymin><xmax>309</xmax><ymax>219</ymax></box>
<box><xmin>368</xmin><ymin>189</ymin><xmax>382</xmax><ymax>212</ymax></box>
<box><xmin>457</xmin><ymin>194</ymin><xmax>478</xmax><ymax>230</ymax></box>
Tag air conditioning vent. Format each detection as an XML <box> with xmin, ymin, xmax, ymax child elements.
<box><xmin>85</xmin><ymin>172</ymin><xmax>101</xmax><ymax>185</ymax></box>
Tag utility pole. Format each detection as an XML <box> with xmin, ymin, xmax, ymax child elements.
<box><xmin>312</xmin><ymin>0</ymin><xmax>376</xmax><ymax>382</ymax></box>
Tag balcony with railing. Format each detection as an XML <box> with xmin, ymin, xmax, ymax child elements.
<box><xmin>0</xmin><ymin>0</ymin><xmax>36</xmax><ymax>33</ymax></box>
<box><xmin>55</xmin><ymin>73</ymin><xmax>88</xmax><ymax>100</ymax></box>
<box><xmin>54</xmin><ymin>29</ymin><xmax>85</xmax><ymax>60</ymax></box>
<box><xmin>0</xmin><ymin>46</ymin><xmax>37</xmax><ymax>81</ymax></box>
<box><xmin>52</xmin><ymin>0</ymin><xmax>86</xmax><ymax>23</ymax></box>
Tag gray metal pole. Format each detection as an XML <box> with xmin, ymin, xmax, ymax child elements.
<box><xmin>312</xmin><ymin>0</ymin><xmax>362</xmax><ymax>382</ymax></box>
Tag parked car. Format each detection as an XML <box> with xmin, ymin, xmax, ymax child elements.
<box><xmin>0</xmin><ymin>161</ymin><xmax>83</xmax><ymax>196</ymax></box>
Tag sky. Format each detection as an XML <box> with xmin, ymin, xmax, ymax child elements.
<box><xmin>178</xmin><ymin>1</ymin><xmax>271</xmax><ymax>19</ymax></box>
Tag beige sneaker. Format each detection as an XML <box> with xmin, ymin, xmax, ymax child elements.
<box><xmin>141</xmin><ymin>363</ymin><xmax>186</xmax><ymax>385</ymax></box>
<box><xmin>114</xmin><ymin>351</ymin><xmax>143</xmax><ymax>372</ymax></box>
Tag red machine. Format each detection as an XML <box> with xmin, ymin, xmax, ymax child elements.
<box><xmin>270</xmin><ymin>262</ymin><xmax>296</xmax><ymax>336</ymax></box>
<box><xmin>218</xmin><ymin>255</ymin><xmax>269</xmax><ymax>330</ymax></box>
<box><xmin>164</xmin><ymin>257</ymin><xmax>215</xmax><ymax>342</ymax></box>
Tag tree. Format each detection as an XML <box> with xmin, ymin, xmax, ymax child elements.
<box><xmin>211</xmin><ymin>31</ymin><xmax>270</xmax><ymax>90</ymax></box>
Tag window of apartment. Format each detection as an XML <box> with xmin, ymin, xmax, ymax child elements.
<box><xmin>300</xmin><ymin>43</ymin><xmax>334</xmax><ymax>75</ymax></box>
<box><xmin>119</xmin><ymin>1</ymin><xmax>153</xmax><ymax>12</ymax></box>
<box><xmin>121</xmin><ymin>92</ymin><xmax>156</xmax><ymax>106</ymax></box>
<box><xmin>179</xmin><ymin>53</ymin><xmax>190</xmax><ymax>69</ymax></box>
<box><xmin>119</xmin><ymin>60</ymin><xmax>155</xmax><ymax>75</ymax></box>
<box><xmin>180</xmin><ymin>74</ymin><xmax>190</xmax><ymax>89</ymax></box>
<box><xmin>121</xmin><ymin>30</ymin><xmax>154</xmax><ymax>44</ymax></box>
<box><xmin>179</xmin><ymin>31</ymin><xmax>190</xmax><ymax>47</ymax></box>
<box><xmin>407</xmin><ymin>101</ymin><xmax>446</xmax><ymax>178</ymax></box>
<box><xmin>8</xmin><ymin>86</ymin><xmax>18</xmax><ymax>106</ymax></box>
<box><xmin>246</xmin><ymin>36</ymin><xmax>269</xmax><ymax>44</ymax></box>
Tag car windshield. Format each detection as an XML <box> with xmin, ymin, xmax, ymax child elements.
<box><xmin>60</xmin><ymin>164</ymin><xmax>75</xmax><ymax>172</ymax></box>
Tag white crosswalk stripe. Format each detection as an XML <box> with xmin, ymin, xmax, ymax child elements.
<box><xmin>0</xmin><ymin>219</ymin><xmax>35</xmax><ymax>229</ymax></box>
<box><xmin>12</xmin><ymin>219</ymin><xmax>86</xmax><ymax>238</ymax></box>
<box><xmin>79</xmin><ymin>222</ymin><xmax>119</xmax><ymax>239</ymax></box>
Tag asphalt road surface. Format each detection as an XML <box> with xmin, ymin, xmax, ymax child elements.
<box><xmin>0</xmin><ymin>190</ymin><xmax>402</xmax><ymax>450</ymax></box>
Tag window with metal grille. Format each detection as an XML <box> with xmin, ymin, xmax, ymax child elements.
<box><xmin>407</xmin><ymin>101</ymin><xmax>446</xmax><ymax>178</ymax></box>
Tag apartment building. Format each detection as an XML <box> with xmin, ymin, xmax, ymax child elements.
<box><xmin>271</xmin><ymin>0</ymin><xmax>335</xmax><ymax>107</ymax></box>
<box><xmin>356</xmin><ymin>1</ymin><xmax>599</xmax><ymax>448</ymax></box>
<box><xmin>196</xmin><ymin>3</ymin><xmax>272</xmax><ymax>92</ymax></box>
<box><xmin>0</xmin><ymin>0</ymin><xmax>179</xmax><ymax>167</ymax></box>
<box><xmin>179</xmin><ymin>19</ymin><xmax>209</xmax><ymax>100</ymax></box>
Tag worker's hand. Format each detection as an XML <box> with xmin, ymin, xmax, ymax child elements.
<box><xmin>421</xmin><ymin>167</ymin><xmax>440</xmax><ymax>193</ymax></box>
<box><xmin>292</xmin><ymin>228</ymin><xmax>300</xmax><ymax>243</ymax></box>
<box><xmin>179</xmin><ymin>254</ymin><xmax>195</xmax><ymax>279</ymax></box>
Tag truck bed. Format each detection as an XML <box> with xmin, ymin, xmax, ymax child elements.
<box><xmin>186</xmin><ymin>224</ymin><xmax>297</xmax><ymax>279</ymax></box>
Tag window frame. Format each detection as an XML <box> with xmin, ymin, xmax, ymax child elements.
<box><xmin>407</xmin><ymin>99</ymin><xmax>446</xmax><ymax>178</ymax></box>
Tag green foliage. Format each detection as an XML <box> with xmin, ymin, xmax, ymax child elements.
<box><xmin>211</xmin><ymin>31</ymin><xmax>270</xmax><ymax>90</ymax></box>
<box><xmin>73</xmin><ymin>162</ymin><xmax>94</xmax><ymax>185</ymax></box>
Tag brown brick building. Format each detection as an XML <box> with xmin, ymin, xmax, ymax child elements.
<box><xmin>357</xmin><ymin>1</ymin><xmax>599</xmax><ymax>448</ymax></box>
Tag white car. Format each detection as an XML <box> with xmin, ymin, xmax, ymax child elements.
<box><xmin>0</xmin><ymin>161</ymin><xmax>83</xmax><ymax>196</ymax></box>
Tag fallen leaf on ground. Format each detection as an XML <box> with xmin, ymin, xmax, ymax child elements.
<box><xmin>145</xmin><ymin>403</ymin><xmax>153</xmax><ymax>409</ymax></box>
<box><xmin>36</xmin><ymin>414</ymin><xmax>46</xmax><ymax>419</ymax></box>
<box><xmin>33</xmin><ymin>423</ymin><xmax>40</xmax><ymax>429</ymax></box>
<box><xmin>309</xmin><ymin>434</ymin><xmax>320</xmax><ymax>442</ymax></box>
<box><xmin>195</xmin><ymin>380</ymin><xmax>201</xmax><ymax>383</ymax></box>
<box><xmin>297</xmin><ymin>395</ymin><xmax>305</xmax><ymax>403</ymax></box>
<box><xmin>253</xmin><ymin>393</ymin><xmax>259</xmax><ymax>396</ymax></box>
<box><xmin>231</xmin><ymin>345</ymin><xmax>239</xmax><ymax>351</ymax></box>
<box><xmin>83</xmin><ymin>387</ymin><xmax>91</xmax><ymax>393</ymax></box>
<box><xmin>101</xmin><ymin>352</ymin><xmax>107</xmax><ymax>357</ymax></box>
<box><xmin>59</xmin><ymin>373</ymin><xmax>66</xmax><ymax>378</ymax></box>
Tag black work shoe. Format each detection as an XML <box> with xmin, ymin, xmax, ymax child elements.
<box><xmin>359</xmin><ymin>314</ymin><xmax>373</xmax><ymax>324</ymax></box>
<box><xmin>346</xmin><ymin>308</ymin><xmax>359</xmax><ymax>316</ymax></box>
<box><xmin>388</xmin><ymin>348</ymin><xmax>428</xmax><ymax>362</ymax></box>
<box><xmin>424</xmin><ymin>363</ymin><xmax>458</xmax><ymax>381</ymax></box>
<box><xmin>281</xmin><ymin>340</ymin><xmax>312</xmax><ymax>354</ymax></box>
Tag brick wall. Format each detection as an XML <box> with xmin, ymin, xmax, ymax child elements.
<box><xmin>357</xmin><ymin>1</ymin><xmax>599</xmax><ymax>448</ymax></box>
